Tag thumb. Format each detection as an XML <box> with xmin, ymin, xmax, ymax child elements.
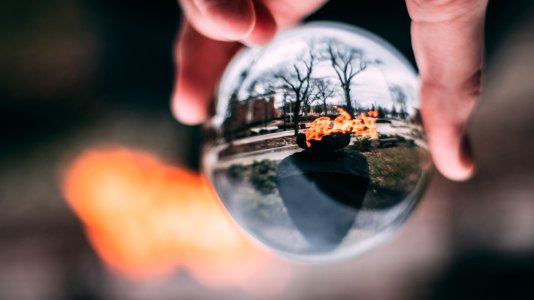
<box><xmin>406</xmin><ymin>0</ymin><xmax>488</xmax><ymax>181</ymax></box>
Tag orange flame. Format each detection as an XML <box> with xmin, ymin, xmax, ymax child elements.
<box><xmin>368</xmin><ymin>109</ymin><xmax>379</xmax><ymax>118</ymax></box>
<box><xmin>304</xmin><ymin>107</ymin><xmax>379</xmax><ymax>147</ymax></box>
<box><xmin>60</xmin><ymin>147</ymin><xmax>289</xmax><ymax>291</ymax></box>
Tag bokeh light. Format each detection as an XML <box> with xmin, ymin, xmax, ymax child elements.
<box><xmin>61</xmin><ymin>146</ymin><xmax>290</xmax><ymax>293</ymax></box>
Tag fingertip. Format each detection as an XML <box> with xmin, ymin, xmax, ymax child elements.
<box><xmin>438</xmin><ymin>160</ymin><xmax>475</xmax><ymax>182</ymax></box>
<box><xmin>420</xmin><ymin>83</ymin><xmax>479</xmax><ymax>182</ymax></box>
<box><xmin>171</xmin><ymin>92</ymin><xmax>208</xmax><ymax>126</ymax></box>
<box><xmin>432</xmin><ymin>138</ymin><xmax>476</xmax><ymax>182</ymax></box>
<box><xmin>196</xmin><ymin>0</ymin><xmax>255</xmax><ymax>40</ymax></box>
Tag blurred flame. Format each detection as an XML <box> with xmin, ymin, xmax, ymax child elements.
<box><xmin>304</xmin><ymin>107</ymin><xmax>379</xmax><ymax>147</ymax></box>
<box><xmin>368</xmin><ymin>109</ymin><xmax>379</xmax><ymax>118</ymax></box>
<box><xmin>61</xmin><ymin>147</ymin><xmax>282</xmax><ymax>289</ymax></box>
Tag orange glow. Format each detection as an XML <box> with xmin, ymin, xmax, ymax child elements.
<box><xmin>61</xmin><ymin>147</ymin><xmax>275</xmax><ymax>288</ymax></box>
<box><xmin>368</xmin><ymin>109</ymin><xmax>379</xmax><ymax>118</ymax></box>
<box><xmin>304</xmin><ymin>107</ymin><xmax>379</xmax><ymax>147</ymax></box>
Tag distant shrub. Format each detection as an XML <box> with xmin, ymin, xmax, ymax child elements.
<box><xmin>350</xmin><ymin>137</ymin><xmax>372</xmax><ymax>152</ymax></box>
<box><xmin>251</xmin><ymin>160</ymin><xmax>276</xmax><ymax>173</ymax></box>
<box><xmin>395</xmin><ymin>134</ymin><xmax>406</xmax><ymax>141</ymax></box>
<box><xmin>375</xmin><ymin>119</ymin><xmax>392</xmax><ymax>124</ymax></box>
<box><xmin>250</xmin><ymin>160</ymin><xmax>277</xmax><ymax>194</ymax></box>
<box><xmin>250</xmin><ymin>172</ymin><xmax>277</xmax><ymax>194</ymax></box>
<box><xmin>228</xmin><ymin>164</ymin><xmax>247</xmax><ymax>179</ymax></box>
<box><xmin>379</xmin><ymin>133</ymin><xmax>390</xmax><ymax>139</ymax></box>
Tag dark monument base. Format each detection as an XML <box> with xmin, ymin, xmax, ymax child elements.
<box><xmin>276</xmin><ymin>150</ymin><xmax>370</xmax><ymax>252</ymax></box>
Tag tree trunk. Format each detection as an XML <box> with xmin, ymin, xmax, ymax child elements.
<box><xmin>282</xmin><ymin>98</ymin><xmax>287</xmax><ymax>130</ymax></box>
<box><xmin>344</xmin><ymin>86</ymin><xmax>354</xmax><ymax>116</ymax></box>
<box><xmin>293</xmin><ymin>100</ymin><xmax>301</xmax><ymax>136</ymax></box>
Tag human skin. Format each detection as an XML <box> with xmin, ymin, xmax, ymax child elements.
<box><xmin>171</xmin><ymin>0</ymin><xmax>488</xmax><ymax>181</ymax></box>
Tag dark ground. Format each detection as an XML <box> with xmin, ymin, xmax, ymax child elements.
<box><xmin>1</xmin><ymin>0</ymin><xmax>534</xmax><ymax>299</ymax></box>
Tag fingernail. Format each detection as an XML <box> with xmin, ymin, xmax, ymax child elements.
<box><xmin>216</xmin><ymin>23</ymin><xmax>254</xmax><ymax>41</ymax></box>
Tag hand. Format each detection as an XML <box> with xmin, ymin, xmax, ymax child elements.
<box><xmin>171</xmin><ymin>0</ymin><xmax>488</xmax><ymax>182</ymax></box>
<box><xmin>171</xmin><ymin>0</ymin><xmax>326</xmax><ymax>124</ymax></box>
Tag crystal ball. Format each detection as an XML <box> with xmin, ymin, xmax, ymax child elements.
<box><xmin>202</xmin><ymin>22</ymin><xmax>432</xmax><ymax>261</ymax></box>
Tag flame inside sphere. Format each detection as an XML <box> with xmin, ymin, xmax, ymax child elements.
<box><xmin>304</xmin><ymin>107</ymin><xmax>378</xmax><ymax>147</ymax></box>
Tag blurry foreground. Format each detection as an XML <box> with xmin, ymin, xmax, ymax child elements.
<box><xmin>61</xmin><ymin>148</ymin><xmax>275</xmax><ymax>287</ymax></box>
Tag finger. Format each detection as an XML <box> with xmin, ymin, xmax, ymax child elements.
<box><xmin>261</xmin><ymin>0</ymin><xmax>328</xmax><ymax>28</ymax></box>
<box><xmin>243</xmin><ymin>0</ymin><xmax>277</xmax><ymax>45</ymax></box>
<box><xmin>172</xmin><ymin>22</ymin><xmax>242</xmax><ymax>125</ymax></box>
<box><xmin>406</xmin><ymin>0</ymin><xmax>488</xmax><ymax>181</ymax></box>
<box><xmin>179</xmin><ymin>0</ymin><xmax>255</xmax><ymax>41</ymax></box>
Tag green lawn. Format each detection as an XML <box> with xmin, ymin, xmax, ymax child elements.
<box><xmin>364</xmin><ymin>146</ymin><xmax>424</xmax><ymax>192</ymax></box>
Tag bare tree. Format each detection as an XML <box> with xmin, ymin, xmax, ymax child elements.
<box><xmin>322</xmin><ymin>40</ymin><xmax>367</xmax><ymax>116</ymax></box>
<box><xmin>311</xmin><ymin>78</ymin><xmax>336</xmax><ymax>116</ymax></box>
<box><xmin>274</xmin><ymin>47</ymin><xmax>316</xmax><ymax>135</ymax></box>
<box><xmin>389</xmin><ymin>85</ymin><xmax>408</xmax><ymax>119</ymax></box>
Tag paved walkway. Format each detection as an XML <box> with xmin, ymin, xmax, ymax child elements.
<box><xmin>231</xmin><ymin>130</ymin><xmax>294</xmax><ymax>146</ymax></box>
<box><xmin>204</xmin><ymin>122</ymin><xmax>428</xmax><ymax>170</ymax></box>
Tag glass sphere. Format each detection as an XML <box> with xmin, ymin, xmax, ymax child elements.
<box><xmin>202</xmin><ymin>22</ymin><xmax>432</xmax><ymax>261</ymax></box>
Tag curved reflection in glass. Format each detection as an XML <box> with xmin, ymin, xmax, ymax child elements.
<box><xmin>202</xmin><ymin>22</ymin><xmax>432</xmax><ymax>261</ymax></box>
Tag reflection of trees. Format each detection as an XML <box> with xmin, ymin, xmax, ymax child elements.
<box><xmin>281</xmin><ymin>88</ymin><xmax>291</xmax><ymax>129</ymax></box>
<box><xmin>228</xmin><ymin>160</ymin><xmax>278</xmax><ymax>195</ymax></box>
<box><xmin>310</xmin><ymin>78</ymin><xmax>336</xmax><ymax>116</ymax></box>
<box><xmin>389</xmin><ymin>85</ymin><xmax>408</xmax><ymax>119</ymax></box>
<box><xmin>412</xmin><ymin>108</ymin><xmax>422</xmax><ymax>124</ymax></box>
<box><xmin>273</xmin><ymin>45</ymin><xmax>316</xmax><ymax>135</ymax></box>
<box><xmin>222</xmin><ymin>38</ymin><xmax>389</xmax><ymax>140</ymax></box>
<box><xmin>376</xmin><ymin>105</ymin><xmax>386</xmax><ymax>118</ymax></box>
<box><xmin>321</xmin><ymin>40</ymin><xmax>367</xmax><ymax>116</ymax></box>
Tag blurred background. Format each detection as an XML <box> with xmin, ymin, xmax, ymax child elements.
<box><xmin>1</xmin><ymin>0</ymin><xmax>534</xmax><ymax>299</ymax></box>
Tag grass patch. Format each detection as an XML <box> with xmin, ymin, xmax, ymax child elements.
<box><xmin>364</xmin><ymin>146</ymin><xmax>423</xmax><ymax>192</ymax></box>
